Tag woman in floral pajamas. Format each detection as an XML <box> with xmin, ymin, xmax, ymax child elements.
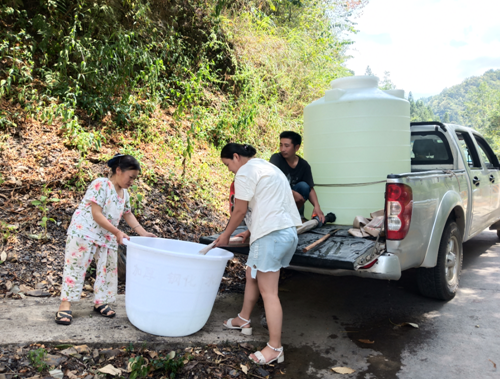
<box><xmin>55</xmin><ymin>154</ymin><xmax>155</xmax><ymax>325</ymax></box>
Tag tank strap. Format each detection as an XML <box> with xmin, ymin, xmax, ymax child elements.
<box><xmin>315</xmin><ymin>180</ymin><xmax>386</xmax><ymax>187</ymax></box>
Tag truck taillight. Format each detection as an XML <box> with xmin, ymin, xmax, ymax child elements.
<box><xmin>385</xmin><ymin>183</ymin><xmax>412</xmax><ymax>240</ymax></box>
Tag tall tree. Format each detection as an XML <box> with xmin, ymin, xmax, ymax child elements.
<box><xmin>408</xmin><ymin>92</ymin><xmax>415</xmax><ymax>116</ymax></box>
<box><xmin>379</xmin><ymin>71</ymin><xmax>395</xmax><ymax>90</ymax></box>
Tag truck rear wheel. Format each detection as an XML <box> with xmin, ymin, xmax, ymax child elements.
<box><xmin>417</xmin><ymin>221</ymin><xmax>463</xmax><ymax>301</ymax></box>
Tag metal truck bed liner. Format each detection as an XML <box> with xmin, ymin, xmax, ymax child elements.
<box><xmin>199</xmin><ymin>225</ymin><xmax>380</xmax><ymax>270</ymax></box>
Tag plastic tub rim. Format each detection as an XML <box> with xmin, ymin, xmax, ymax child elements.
<box><xmin>124</xmin><ymin>237</ymin><xmax>233</xmax><ymax>262</ymax></box>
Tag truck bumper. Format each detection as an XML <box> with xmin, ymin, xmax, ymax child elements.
<box><xmin>287</xmin><ymin>253</ymin><xmax>401</xmax><ymax>280</ymax></box>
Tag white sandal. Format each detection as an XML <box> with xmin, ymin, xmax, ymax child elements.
<box><xmin>250</xmin><ymin>343</ymin><xmax>284</xmax><ymax>365</ymax></box>
<box><xmin>223</xmin><ymin>313</ymin><xmax>252</xmax><ymax>335</ymax></box>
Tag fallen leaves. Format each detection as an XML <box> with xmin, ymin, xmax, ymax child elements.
<box><xmin>48</xmin><ymin>369</ymin><xmax>63</xmax><ymax>379</ymax></box>
<box><xmin>213</xmin><ymin>348</ymin><xmax>224</xmax><ymax>356</ymax></box>
<box><xmin>332</xmin><ymin>366</ymin><xmax>355</xmax><ymax>374</ymax></box>
<box><xmin>390</xmin><ymin>320</ymin><xmax>419</xmax><ymax>329</ymax></box>
<box><xmin>399</xmin><ymin>322</ymin><xmax>419</xmax><ymax>329</ymax></box>
<box><xmin>240</xmin><ymin>363</ymin><xmax>248</xmax><ymax>374</ymax></box>
<box><xmin>4</xmin><ymin>340</ymin><xmax>284</xmax><ymax>379</ymax></box>
<box><xmin>358</xmin><ymin>339</ymin><xmax>374</xmax><ymax>344</ymax></box>
<box><xmin>98</xmin><ymin>364</ymin><xmax>122</xmax><ymax>376</ymax></box>
<box><xmin>489</xmin><ymin>359</ymin><xmax>497</xmax><ymax>369</ymax></box>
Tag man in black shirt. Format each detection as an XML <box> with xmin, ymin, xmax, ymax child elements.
<box><xmin>270</xmin><ymin>131</ymin><xmax>325</xmax><ymax>223</ymax></box>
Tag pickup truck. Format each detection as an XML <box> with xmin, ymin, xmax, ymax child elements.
<box><xmin>200</xmin><ymin>121</ymin><xmax>500</xmax><ymax>300</ymax></box>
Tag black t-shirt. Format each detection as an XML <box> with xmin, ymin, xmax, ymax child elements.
<box><xmin>270</xmin><ymin>153</ymin><xmax>314</xmax><ymax>188</ymax></box>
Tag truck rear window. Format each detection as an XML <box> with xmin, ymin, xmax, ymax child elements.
<box><xmin>411</xmin><ymin>132</ymin><xmax>453</xmax><ymax>165</ymax></box>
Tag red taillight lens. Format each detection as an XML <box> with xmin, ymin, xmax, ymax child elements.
<box><xmin>385</xmin><ymin>183</ymin><xmax>413</xmax><ymax>240</ymax></box>
<box><xmin>360</xmin><ymin>259</ymin><xmax>378</xmax><ymax>269</ymax></box>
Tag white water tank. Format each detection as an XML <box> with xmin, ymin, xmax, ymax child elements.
<box><xmin>303</xmin><ymin>76</ymin><xmax>410</xmax><ymax>224</ymax></box>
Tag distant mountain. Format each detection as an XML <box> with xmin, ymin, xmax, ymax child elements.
<box><xmin>420</xmin><ymin>69</ymin><xmax>500</xmax><ymax>127</ymax></box>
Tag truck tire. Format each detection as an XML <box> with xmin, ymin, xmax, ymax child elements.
<box><xmin>497</xmin><ymin>230</ymin><xmax>500</xmax><ymax>238</ymax></box>
<box><xmin>417</xmin><ymin>221</ymin><xmax>463</xmax><ymax>301</ymax></box>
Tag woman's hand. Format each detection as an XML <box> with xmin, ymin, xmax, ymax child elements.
<box><xmin>141</xmin><ymin>231</ymin><xmax>157</xmax><ymax>238</ymax></box>
<box><xmin>213</xmin><ymin>231</ymin><xmax>230</xmax><ymax>247</ymax></box>
<box><xmin>114</xmin><ymin>230</ymin><xmax>130</xmax><ymax>245</ymax></box>
<box><xmin>235</xmin><ymin>229</ymin><xmax>251</xmax><ymax>243</ymax></box>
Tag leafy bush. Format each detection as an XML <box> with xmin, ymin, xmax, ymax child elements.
<box><xmin>0</xmin><ymin>0</ymin><xmax>366</xmax><ymax>204</ymax></box>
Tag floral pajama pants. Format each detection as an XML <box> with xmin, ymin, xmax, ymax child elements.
<box><xmin>60</xmin><ymin>235</ymin><xmax>118</xmax><ymax>305</ymax></box>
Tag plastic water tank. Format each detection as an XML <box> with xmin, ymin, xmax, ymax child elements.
<box><xmin>303</xmin><ymin>76</ymin><xmax>410</xmax><ymax>225</ymax></box>
<box><xmin>124</xmin><ymin>237</ymin><xmax>233</xmax><ymax>337</ymax></box>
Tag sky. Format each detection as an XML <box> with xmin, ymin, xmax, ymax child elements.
<box><xmin>346</xmin><ymin>0</ymin><xmax>500</xmax><ymax>99</ymax></box>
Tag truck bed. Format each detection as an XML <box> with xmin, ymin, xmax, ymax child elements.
<box><xmin>199</xmin><ymin>225</ymin><xmax>381</xmax><ymax>270</ymax></box>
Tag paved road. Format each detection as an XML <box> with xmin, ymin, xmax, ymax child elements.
<box><xmin>280</xmin><ymin>229</ymin><xmax>500</xmax><ymax>378</ymax></box>
<box><xmin>1</xmin><ymin>230</ymin><xmax>499</xmax><ymax>378</ymax></box>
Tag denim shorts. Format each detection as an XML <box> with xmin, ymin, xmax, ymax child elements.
<box><xmin>247</xmin><ymin>227</ymin><xmax>298</xmax><ymax>279</ymax></box>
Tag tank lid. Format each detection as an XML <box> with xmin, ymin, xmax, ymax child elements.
<box><xmin>330</xmin><ymin>75</ymin><xmax>379</xmax><ymax>90</ymax></box>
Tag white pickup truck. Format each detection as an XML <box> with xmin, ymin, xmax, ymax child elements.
<box><xmin>201</xmin><ymin>121</ymin><xmax>500</xmax><ymax>300</ymax></box>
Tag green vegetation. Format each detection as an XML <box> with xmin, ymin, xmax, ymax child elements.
<box><xmin>129</xmin><ymin>184</ymin><xmax>145</xmax><ymax>214</ymax></box>
<box><xmin>0</xmin><ymin>0</ymin><xmax>366</xmax><ymax>216</ymax></box>
<box><xmin>422</xmin><ymin>69</ymin><xmax>500</xmax><ymax>125</ymax></box>
<box><xmin>421</xmin><ymin>69</ymin><xmax>500</xmax><ymax>153</ymax></box>
<box><xmin>1</xmin><ymin>221</ymin><xmax>17</xmax><ymax>245</ymax></box>
<box><xmin>128</xmin><ymin>351</ymin><xmax>186</xmax><ymax>379</ymax></box>
<box><xmin>30</xmin><ymin>185</ymin><xmax>61</xmax><ymax>240</ymax></box>
<box><xmin>28</xmin><ymin>348</ymin><xmax>49</xmax><ymax>372</ymax></box>
<box><xmin>409</xmin><ymin>92</ymin><xmax>440</xmax><ymax>122</ymax></box>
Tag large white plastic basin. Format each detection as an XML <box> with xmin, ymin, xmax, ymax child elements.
<box><xmin>124</xmin><ymin>237</ymin><xmax>233</xmax><ymax>337</ymax></box>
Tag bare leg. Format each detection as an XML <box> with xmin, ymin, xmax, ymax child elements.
<box><xmin>224</xmin><ymin>267</ymin><xmax>259</xmax><ymax>329</ymax></box>
<box><xmin>57</xmin><ymin>301</ymin><xmax>71</xmax><ymax>322</ymax></box>
<box><xmin>250</xmin><ymin>270</ymin><xmax>282</xmax><ymax>362</ymax></box>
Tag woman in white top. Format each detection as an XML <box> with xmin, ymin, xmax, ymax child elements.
<box><xmin>214</xmin><ymin>143</ymin><xmax>302</xmax><ymax>365</ymax></box>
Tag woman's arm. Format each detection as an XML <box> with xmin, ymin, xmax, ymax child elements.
<box><xmin>213</xmin><ymin>198</ymin><xmax>248</xmax><ymax>247</ymax></box>
<box><xmin>123</xmin><ymin>212</ymin><xmax>156</xmax><ymax>237</ymax></box>
<box><xmin>91</xmin><ymin>203</ymin><xmax>129</xmax><ymax>244</ymax></box>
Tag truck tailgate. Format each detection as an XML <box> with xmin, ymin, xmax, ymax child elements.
<box><xmin>199</xmin><ymin>225</ymin><xmax>382</xmax><ymax>270</ymax></box>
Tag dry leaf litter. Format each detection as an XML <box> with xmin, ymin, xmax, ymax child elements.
<box><xmin>0</xmin><ymin>343</ymin><xmax>285</xmax><ymax>379</ymax></box>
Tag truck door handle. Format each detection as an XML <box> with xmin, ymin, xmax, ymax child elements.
<box><xmin>473</xmin><ymin>176</ymin><xmax>480</xmax><ymax>186</ymax></box>
<box><xmin>490</xmin><ymin>175</ymin><xmax>495</xmax><ymax>183</ymax></box>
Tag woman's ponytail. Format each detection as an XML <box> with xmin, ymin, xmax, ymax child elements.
<box><xmin>221</xmin><ymin>143</ymin><xmax>257</xmax><ymax>159</ymax></box>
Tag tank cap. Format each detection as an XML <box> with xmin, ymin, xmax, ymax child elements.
<box><xmin>330</xmin><ymin>75</ymin><xmax>379</xmax><ymax>90</ymax></box>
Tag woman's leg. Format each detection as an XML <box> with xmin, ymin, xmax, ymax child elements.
<box><xmin>250</xmin><ymin>269</ymin><xmax>282</xmax><ymax>362</ymax></box>
<box><xmin>58</xmin><ymin>236</ymin><xmax>95</xmax><ymax>322</ymax></box>
<box><xmin>93</xmin><ymin>246</ymin><xmax>118</xmax><ymax>314</ymax></box>
<box><xmin>225</xmin><ymin>266</ymin><xmax>259</xmax><ymax>328</ymax></box>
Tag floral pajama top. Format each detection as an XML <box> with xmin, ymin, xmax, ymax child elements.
<box><xmin>67</xmin><ymin>177</ymin><xmax>131</xmax><ymax>249</ymax></box>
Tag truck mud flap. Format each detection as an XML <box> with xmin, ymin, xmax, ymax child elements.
<box><xmin>199</xmin><ymin>226</ymin><xmax>384</xmax><ymax>271</ymax></box>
